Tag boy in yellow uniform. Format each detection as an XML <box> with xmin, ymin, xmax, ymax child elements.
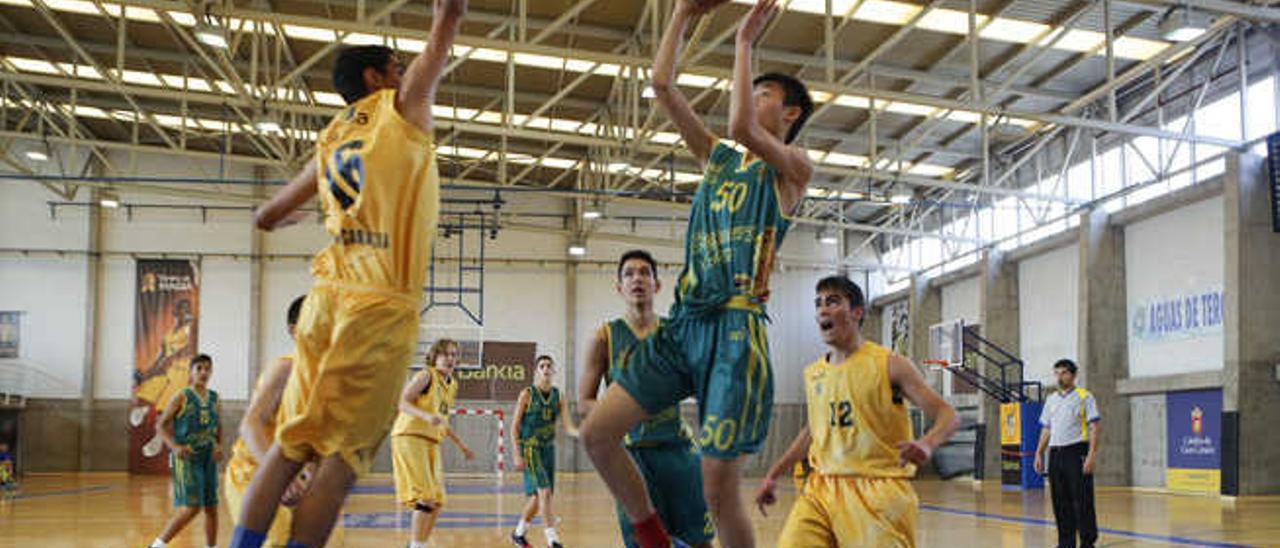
<box><xmin>391</xmin><ymin>339</ymin><xmax>474</xmax><ymax>548</ymax></box>
<box><xmin>754</xmin><ymin>276</ymin><xmax>959</xmax><ymax>547</ymax></box>
<box><xmin>233</xmin><ymin>2</ymin><xmax>467</xmax><ymax>546</ymax></box>
<box><xmin>224</xmin><ymin>296</ymin><xmax>316</xmax><ymax>547</ymax></box>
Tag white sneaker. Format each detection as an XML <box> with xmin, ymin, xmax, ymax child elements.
<box><xmin>142</xmin><ymin>434</ymin><xmax>165</xmax><ymax>458</ymax></box>
<box><xmin>129</xmin><ymin>405</ymin><xmax>149</xmax><ymax>427</ymax></box>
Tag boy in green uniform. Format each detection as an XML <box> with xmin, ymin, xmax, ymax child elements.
<box><xmin>579</xmin><ymin>1</ymin><xmax>815</xmax><ymax>547</ymax></box>
<box><xmin>510</xmin><ymin>356</ymin><xmax>579</xmax><ymax>548</ymax></box>
<box><xmin>149</xmin><ymin>354</ymin><xmax>222</xmax><ymax>548</ymax></box>
<box><xmin>580</xmin><ymin>249</ymin><xmax>713</xmax><ymax>548</ymax></box>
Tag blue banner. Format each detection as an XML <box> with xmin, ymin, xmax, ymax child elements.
<box><xmin>1166</xmin><ymin>389</ymin><xmax>1222</xmax><ymax>492</ymax></box>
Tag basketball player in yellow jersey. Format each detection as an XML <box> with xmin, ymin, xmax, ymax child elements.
<box><xmin>233</xmin><ymin>2</ymin><xmax>467</xmax><ymax>547</ymax></box>
<box><xmin>391</xmin><ymin>338</ymin><xmax>474</xmax><ymax>548</ymax></box>
<box><xmin>754</xmin><ymin>275</ymin><xmax>959</xmax><ymax>547</ymax></box>
<box><xmin>224</xmin><ymin>296</ymin><xmax>325</xmax><ymax>547</ymax></box>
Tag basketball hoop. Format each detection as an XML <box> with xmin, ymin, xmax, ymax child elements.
<box><xmin>922</xmin><ymin>359</ymin><xmax>953</xmax><ymax>371</ymax></box>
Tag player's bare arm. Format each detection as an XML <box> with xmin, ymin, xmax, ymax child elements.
<box><xmin>888</xmin><ymin>354</ymin><xmax>959</xmax><ymax>466</ymax></box>
<box><xmin>510</xmin><ymin>387</ymin><xmax>530</xmax><ymax>470</ymax></box>
<box><xmin>254</xmin><ymin>160</ymin><xmax>318</xmax><ymax>231</ymax></box>
<box><xmin>651</xmin><ymin>0</ymin><xmax>727</xmax><ymax>164</ymax></box>
<box><xmin>157</xmin><ymin>393</ymin><xmax>190</xmax><ymax>458</ymax></box>
<box><xmin>399</xmin><ymin>370</ymin><xmax>444</xmax><ymax>426</ymax></box>
<box><xmin>396</xmin><ymin>0</ymin><xmax>467</xmax><ymax>133</ymax></box>
<box><xmin>239</xmin><ymin>357</ymin><xmax>293</xmax><ymax>461</ymax></box>
<box><xmin>754</xmin><ymin>425</ymin><xmax>811</xmax><ymax>516</ymax></box>
<box><xmin>729</xmin><ymin>0</ymin><xmax>813</xmax><ymax>205</ymax></box>
<box><xmin>577</xmin><ymin>327</ymin><xmax>610</xmax><ymax>418</ymax></box>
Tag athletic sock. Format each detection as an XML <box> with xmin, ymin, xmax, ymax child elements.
<box><xmin>514</xmin><ymin>519</ymin><xmax>531</xmax><ymax>536</ymax></box>
<box><xmin>148</xmin><ymin>539</ymin><xmax>167</xmax><ymax>548</ymax></box>
<box><xmin>631</xmin><ymin>513</ymin><xmax>670</xmax><ymax>548</ymax></box>
<box><xmin>409</xmin><ymin>542</ymin><xmax>429</xmax><ymax>548</ymax></box>
<box><xmin>229</xmin><ymin>527</ymin><xmax>265</xmax><ymax>548</ymax></box>
<box><xmin>544</xmin><ymin>527</ymin><xmax>559</xmax><ymax>543</ymax></box>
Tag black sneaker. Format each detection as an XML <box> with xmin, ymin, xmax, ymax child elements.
<box><xmin>549</xmin><ymin>543</ymin><xmax>564</xmax><ymax>548</ymax></box>
<box><xmin>510</xmin><ymin>532</ymin><xmax>531</xmax><ymax>547</ymax></box>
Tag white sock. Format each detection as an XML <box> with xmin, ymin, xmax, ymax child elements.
<box><xmin>149</xmin><ymin>539</ymin><xmax>166</xmax><ymax>548</ymax></box>
<box><xmin>514</xmin><ymin>519</ymin><xmax>531</xmax><ymax>536</ymax></box>
<box><xmin>410</xmin><ymin>542</ymin><xmax>428</xmax><ymax>548</ymax></box>
<box><xmin>545</xmin><ymin>527</ymin><xmax>559</xmax><ymax>543</ymax></box>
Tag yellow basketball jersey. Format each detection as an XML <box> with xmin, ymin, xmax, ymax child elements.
<box><xmin>391</xmin><ymin>368</ymin><xmax>457</xmax><ymax>441</ymax></box>
<box><xmin>804</xmin><ymin>341</ymin><xmax>914</xmax><ymax>478</ymax></box>
<box><xmin>311</xmin><ymin>88</ymin><xmax>440</xmax><ymax>294</ymax></box>
<box><xmin>227</xmin><ymin>353</ymin><xmax>294</xmax><ymax>483</ymax></box>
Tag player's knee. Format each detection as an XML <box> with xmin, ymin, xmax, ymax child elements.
<box><xmin>579</xmin><ymin>422</ymin><xmax>613</xmax><ymax>457</ymax></box>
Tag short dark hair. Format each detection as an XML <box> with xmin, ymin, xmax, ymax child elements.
<box><xmin>753</xmin><ymin>72</ymin><xmax>813</xmax><ymax>144</ymax></box>
<box><xmin>333</xmin><ymin>45</ymin><xmax>396</xmax><ymax>104</ymax></box>
<box><xmin>535</xmin><ymin>355</ymin><xmax>554</xmax><ymax>366</ymax></box>
<box><xmin>189</xmin><ymin>354</ymin><xmax>212</xmax><ymax>369</ymax></box>
<box><xmin>816</xmin><ymin>275</ymin><xmax>866</xmax><ymax>325</ymax></box>
<box><xmin>617</xmin><ymin>249</ymin><xmax>659</xmax><ymax>282</ymax></box>
<box><xmin>287</xmin><ymin>295</ymin><xmax>306</xmax><ymax>327</ymax></box>
<box><xmin>1054</xmin><ymin>359</ymin><xmax>1078</xmax><ymax>375</ymax></box>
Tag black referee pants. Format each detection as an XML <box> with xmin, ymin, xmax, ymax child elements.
<box><xmin>1049</xmin><ymin>442</ymin><xmax>1097</xmax><ymax>548</ymax></box>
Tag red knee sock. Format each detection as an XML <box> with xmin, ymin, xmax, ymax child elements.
<box><xmin>632</xmin><ymin>513</ymin><xmax>670</xmax><ymax>548</ymax></box>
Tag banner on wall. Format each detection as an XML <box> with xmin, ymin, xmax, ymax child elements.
<box><xmin>449</xmin><ymin>341</ymin><xmax>536</xmax><ymax>401</ymax></box>
<box><xmin>888</xmin><ymin>301</ymin><xmax>910</xmax><ymax>356</ymax></box>
<box><xmin>1166</xmin><ymin>389</ymin><xmax>1222</xmax><ymax>493</ymax></box>
<box><xmin>1129</xmin><ymin>288</ymin><xmax>1225</xmax><ymax>343</ymax></box>
<box><xmin>130</xmin><ymin>259</ymin><xmax>200</xmax><ymax>474</ymax></box>
<box><xmin>0</xmin><ymin>311</ymin><xmax>20</xmax><ymax>359</ymax></box>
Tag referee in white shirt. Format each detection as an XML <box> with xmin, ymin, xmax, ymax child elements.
<box><xmin>1034</xmin><ymin>359</ymin><xmax>1100</xmax><ymax>548</ymax></box>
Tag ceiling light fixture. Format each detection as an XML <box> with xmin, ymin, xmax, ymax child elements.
<box><xmin>195</xmin><ymin>21</ymin><xmax>229</xmax><ymax>49</ymax></box>
<box><xmin>1158</xmin><ymin>7</ymin><xmax>1210</xmax><ymax>43</ymax></box>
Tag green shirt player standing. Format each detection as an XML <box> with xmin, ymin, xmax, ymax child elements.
<box><xmin>580</xmin><ymin>250</ymin><xmax>714</xmax><ymax>548</ymax></box>
<box><xmin>511</xmin><ymin>355</ymin><xmax>579</xmax><ymax>548</ymax></box>
<box><xmin>149</xmin><ymin>354</ymin><xmax>223</xmax><ymax>548</ymax></box>
<box><xmin>579</xmin><ymin>1</ymin><xmax>816</xmax><ymax>547</ymax></box>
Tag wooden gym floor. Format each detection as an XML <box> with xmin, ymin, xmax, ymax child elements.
<box><xmin>1</xmin><ymin>472</ymin><xmax>1277</xmax><ymax>547</ymax></box>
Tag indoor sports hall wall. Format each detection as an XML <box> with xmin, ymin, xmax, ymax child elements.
<box><xmin>1017</xmin><ymin>243</ymin><xmax>1079</xmax><ymax>386</ymax></box>
<box><xmin>1</xmin><ymin>145</ymin><xmax>876</xmax><ymax>474</ymax></box>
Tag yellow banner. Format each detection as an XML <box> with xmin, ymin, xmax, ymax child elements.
<box><xmin>1167</xmin><ymin>468</ymin><xmax>1221</xmax><ymax>493</ymax></box>
<box><xmin>1000</xmin><ymin>402</ymin><xmax>1021</xmax><ymax>445</ymax></box>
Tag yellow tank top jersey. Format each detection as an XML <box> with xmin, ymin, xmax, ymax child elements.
<box><xmin>311</xmin><ymin>88</ymin><xmax>440</xmax><ymax>294</ymax></box>
<box><xmin>391</xmin><ymin>368</ymin><xmax>457</xmax><ymax>442</ymax></box>
<box><xmin>804</xmin><ymin>341</ymin><xmax>914</xmax><ymax>478</ymax></box>
<box><xmin>228</xmin><ymin>353</ymin><xmax>295</xmax><ymax>482</ymax></box>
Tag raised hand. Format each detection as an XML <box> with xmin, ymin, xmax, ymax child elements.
<box><xmin>753</xmin><ymin>476</ymin><xmax>778</xmax><ymax>517</ymax></box>
<box><xmin>679</xmin><ymin>0</ymin><xmax>732</xmax><ymax>16</ymax></box>
<box><xmin>436</xmin><ymin>0</ymin><xmax>466</xmax><ymax>19</ymax></box>
<box><xmin>736</xmin><ymin>0</ymin><xmax>779</xmax><ymax>44</ymax></box>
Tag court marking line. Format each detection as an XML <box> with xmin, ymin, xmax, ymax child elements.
<box><xmin>3</xmin><ymin>485</ymin><xmax>115</xmax><ymax>501</ymax></box>
<box><xmin>920</xmin><ymin>504</ymin><xmax>1250</xmax><ymax>547</ymax></box>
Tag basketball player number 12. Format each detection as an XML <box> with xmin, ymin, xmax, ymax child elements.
<box><xmin>829</xmin><ymin>400</ymin><xmax>854</xmax><ymax>428</ymax></box>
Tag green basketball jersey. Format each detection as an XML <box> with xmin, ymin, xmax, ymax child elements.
<box><xmin>605</xmin><ymin>318</ymin><xmax>693</xmax><ymax>447</ymax></box>
<box><xmin>519</xmin><ymin>385</ymin><xmax>560</xmax><ymax>445</ymax></box>
<box><xmin>676</xmin><ymin>141</ymin><xmax>793</xmax><ymax>311</ymax></box>
<box><xmin>174</xmin><ymin>387</ymin><xmax>218</xmax><ymax>452</ymax></box>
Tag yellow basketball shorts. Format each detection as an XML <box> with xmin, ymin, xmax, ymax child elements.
<box><xmin>276</xmin><ymin>282</ymin><xmax>420</xmax><ymax>474</ymax></box>
<box><xmin>224</xmin><ymin>456</ymin><xmax>292</xmax><ymax>546</ymax></box>
<box><xmin>392</xmin><ymin>435</ymin><xmax>446</xmax><ymax>508</ymax></box>
<box><xmin>778</xmin><ymin>474</ymin><xmax>918</xmax><ymax>548</ymax></box>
